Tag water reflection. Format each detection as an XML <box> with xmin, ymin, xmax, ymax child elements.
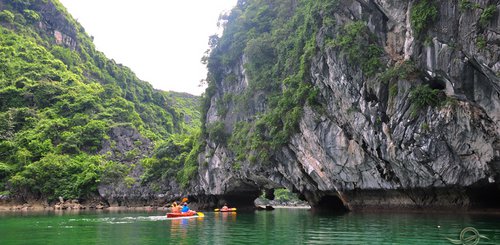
<box><xmin>170</xmin><ymin>218</ymin><xmax>189</xmax><ymax>241</ymax></box>
<box><xmin>0</xmin><ymin>209</ymin><xmax>499</xmax><ymax>244</ymax></box>
<box><xmin>215</xmin><ymin>211</ymin><xmax>237</xmax><ymax>222</ymax></box>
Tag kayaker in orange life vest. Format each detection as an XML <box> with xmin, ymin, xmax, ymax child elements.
<box><xmin>171</xmin><ymin>202</ymin><xmax>180</xmax><ymax>213</ymax></box>
<box><xmin>181</xmin><ymin>202</ymin><xmax>190</xmax><ymax>213</ymax></box>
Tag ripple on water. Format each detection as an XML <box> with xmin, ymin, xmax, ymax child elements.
<box><xmin>1</xmin><ymin>209</ymin><xmax>500</xmax><ymax>244</ymax></box>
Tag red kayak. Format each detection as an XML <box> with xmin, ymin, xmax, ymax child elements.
<box><xmin>166</xmin><ymin>211</ymin><xmax>197</xmax><ymax>218</ymax></box>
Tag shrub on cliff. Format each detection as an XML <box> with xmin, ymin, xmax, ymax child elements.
<box><xmin>409</xmin><ymin>84</ymin><xmax>442</xmax><ymax>118</ymax></box>
<box><xmin>479</xmin><ymin>5</ymin><xmax>497</xmax><ymax>28</ymax></box>
<box><xmin>329</xmin><ymin>21</ymin><xmax>383</xmax><ymax>77</ymax></box>
<box><xmin>410</xmin><ymin>0</ymin><xmax>438</xmax><ymax>36</ymax></box>
<box><xmin>141</xmin><ymin>130</ymin><xmax>202</xmax><ymax>189</ymax></box>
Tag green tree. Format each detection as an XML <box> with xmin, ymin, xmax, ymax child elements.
<box><xmin>0</xmin><ymin>10</ymin><xmax>15</xmax><ymax>24</ymax></box>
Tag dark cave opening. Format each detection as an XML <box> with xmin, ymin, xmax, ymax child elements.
<box><xmin>467</xmin><ymin>184</ymin><xmax>500</xmax><ymax>209</ymax></box>
<box><xmin>220</xmin><ymin>190</ymin><xmax>262</xmax><ymax>210</ymax></box>
<box><xmin>427</xmin><ymin>77</ymin><xmax>446</xmax><ymax>90</ymax></box>
<box><xmin>263</xmin><ymin>188</ymin><xmax>275</xmax><ymax>200</ymax></box>
<box><xmin>313</xmin><ymin>194</ymin><xmax>349</xmax><ymax>212</ymax></box>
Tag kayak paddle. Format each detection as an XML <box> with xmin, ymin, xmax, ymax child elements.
<box><xmin>197</xmin><ymin>212</ymin><xmax>205</xmax><ymax>217</ymax></box>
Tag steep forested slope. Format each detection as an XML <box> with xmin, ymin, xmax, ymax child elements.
<box><xmin>0</xmin><ymin>0</ymin><xmax>200</xmax><ymax>204</ymax></box>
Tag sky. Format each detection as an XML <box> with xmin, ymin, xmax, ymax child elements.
<box><xmin>58</xmin><ymin>0</ymin><xmax>237</xmax><ymax>95</ymax></box>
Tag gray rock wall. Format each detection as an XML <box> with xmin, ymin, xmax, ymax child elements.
<box><xmin>199</xmin><ymin>0</ymin><xmax>500</xmax><ymax>210</ymax></box>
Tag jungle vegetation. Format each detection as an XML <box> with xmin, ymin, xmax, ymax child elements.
<box><xmin>0</xmin><ymin>0</ymin><xmax>200</xmax><ymax>201</ymax></box>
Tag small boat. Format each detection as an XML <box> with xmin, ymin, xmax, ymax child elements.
<box><xmin>256</xmin><ymin>205</ymin><xmax>274</xmax><ymax>211</ymax></box>
<box><xmin>214</xmin><ymin>208</ymin><xmax>237</xmax><ymax>212</ymax></box>
<box><xmin>166</xmin><ymin>211</ymin><xmax>198</xmax><ymax>218</ymax></box>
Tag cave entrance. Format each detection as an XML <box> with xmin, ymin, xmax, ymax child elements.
<box><xmin>467</xmin><ymin>183</ymin><xmax>500</xmax><ymax>209</ymax></box>
<box><xmin>254</xmin><ymin>188</ymin><xmax>309</xmax><ymax>207</ymax></box>
<box><xmin>427</xmin><ymin>77</ymin><xmax>446</xmax><ymax>90</ymax></box>
<box><xmin>220</xmin><ymin>190</ymin><xmax>262</xmax><ymax>210</ymax></box>
<box><xmin>212</xmin><ymin>179</ymin><xmax>263</xmax><ymax>210</ymax></box>
<box><xmin>188</xmin><ymin>191</ymin><xmax>261</xmax><ymax>211</ymax></box>
<box><xmin>313</xmin><ymin>194</ymin><xmax>349</xmax><ymax>212</ymax></box>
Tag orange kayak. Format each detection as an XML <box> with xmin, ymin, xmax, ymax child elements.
<box><xmin>166</xmin><ymin>211</ymin><xmax>197</xmax><ymax>218</ymax></box>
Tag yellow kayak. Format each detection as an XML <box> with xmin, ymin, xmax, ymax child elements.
<box><xmin>214</xmin><ymin>208</ymin><xmax>237</xmax><ymax>212</ymax></box>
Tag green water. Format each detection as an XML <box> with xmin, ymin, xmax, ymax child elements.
<box><xmin>0</xmin><ymin>208</ymin><xmax>499</xmax><ymax>244</ymax></box>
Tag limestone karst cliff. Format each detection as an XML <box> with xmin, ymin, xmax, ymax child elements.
<box><xmin>195</xmin><ymin>0</ymin><xmax>500</xmax><ymax>210</ymax></box>
<box><xmin>1</xmin><ymin>0</ymin><xmax>498</xmax><ymax>211</ymax></box>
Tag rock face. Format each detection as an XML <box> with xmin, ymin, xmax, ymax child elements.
<box><xmin>197</xmin><ymin>0</ymin><xmax>500</xmax><ymax>211</ymax></box>
<box><xmin>28</xmin><ymin>0</ymin><xmax>79</xmax><ymax>50</ymax></box>
<box><xmin>97</xmin><ymin>126</ymin><xmax>155</xmax><ymax>207</ymax></box>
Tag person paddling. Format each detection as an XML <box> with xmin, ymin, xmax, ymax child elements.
<box><xmin>171</xmin><ymin>202</ymin><xmax>180</xmax><ymax>213</ymax></box>
<box><xmin>221</xmin><ymin>203</ymin><xmax>229</xmax><ymax>211</ymax></box>
<box><xmin>181</xmin><ymin>202</ymin><xmax>190</xmax><ymax>213</ymax></box>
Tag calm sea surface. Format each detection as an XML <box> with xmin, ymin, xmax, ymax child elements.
<box><xmin>0</xmin><ymin>208</ymin><xmax>499</xmax><ymax>244</ymax></box>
